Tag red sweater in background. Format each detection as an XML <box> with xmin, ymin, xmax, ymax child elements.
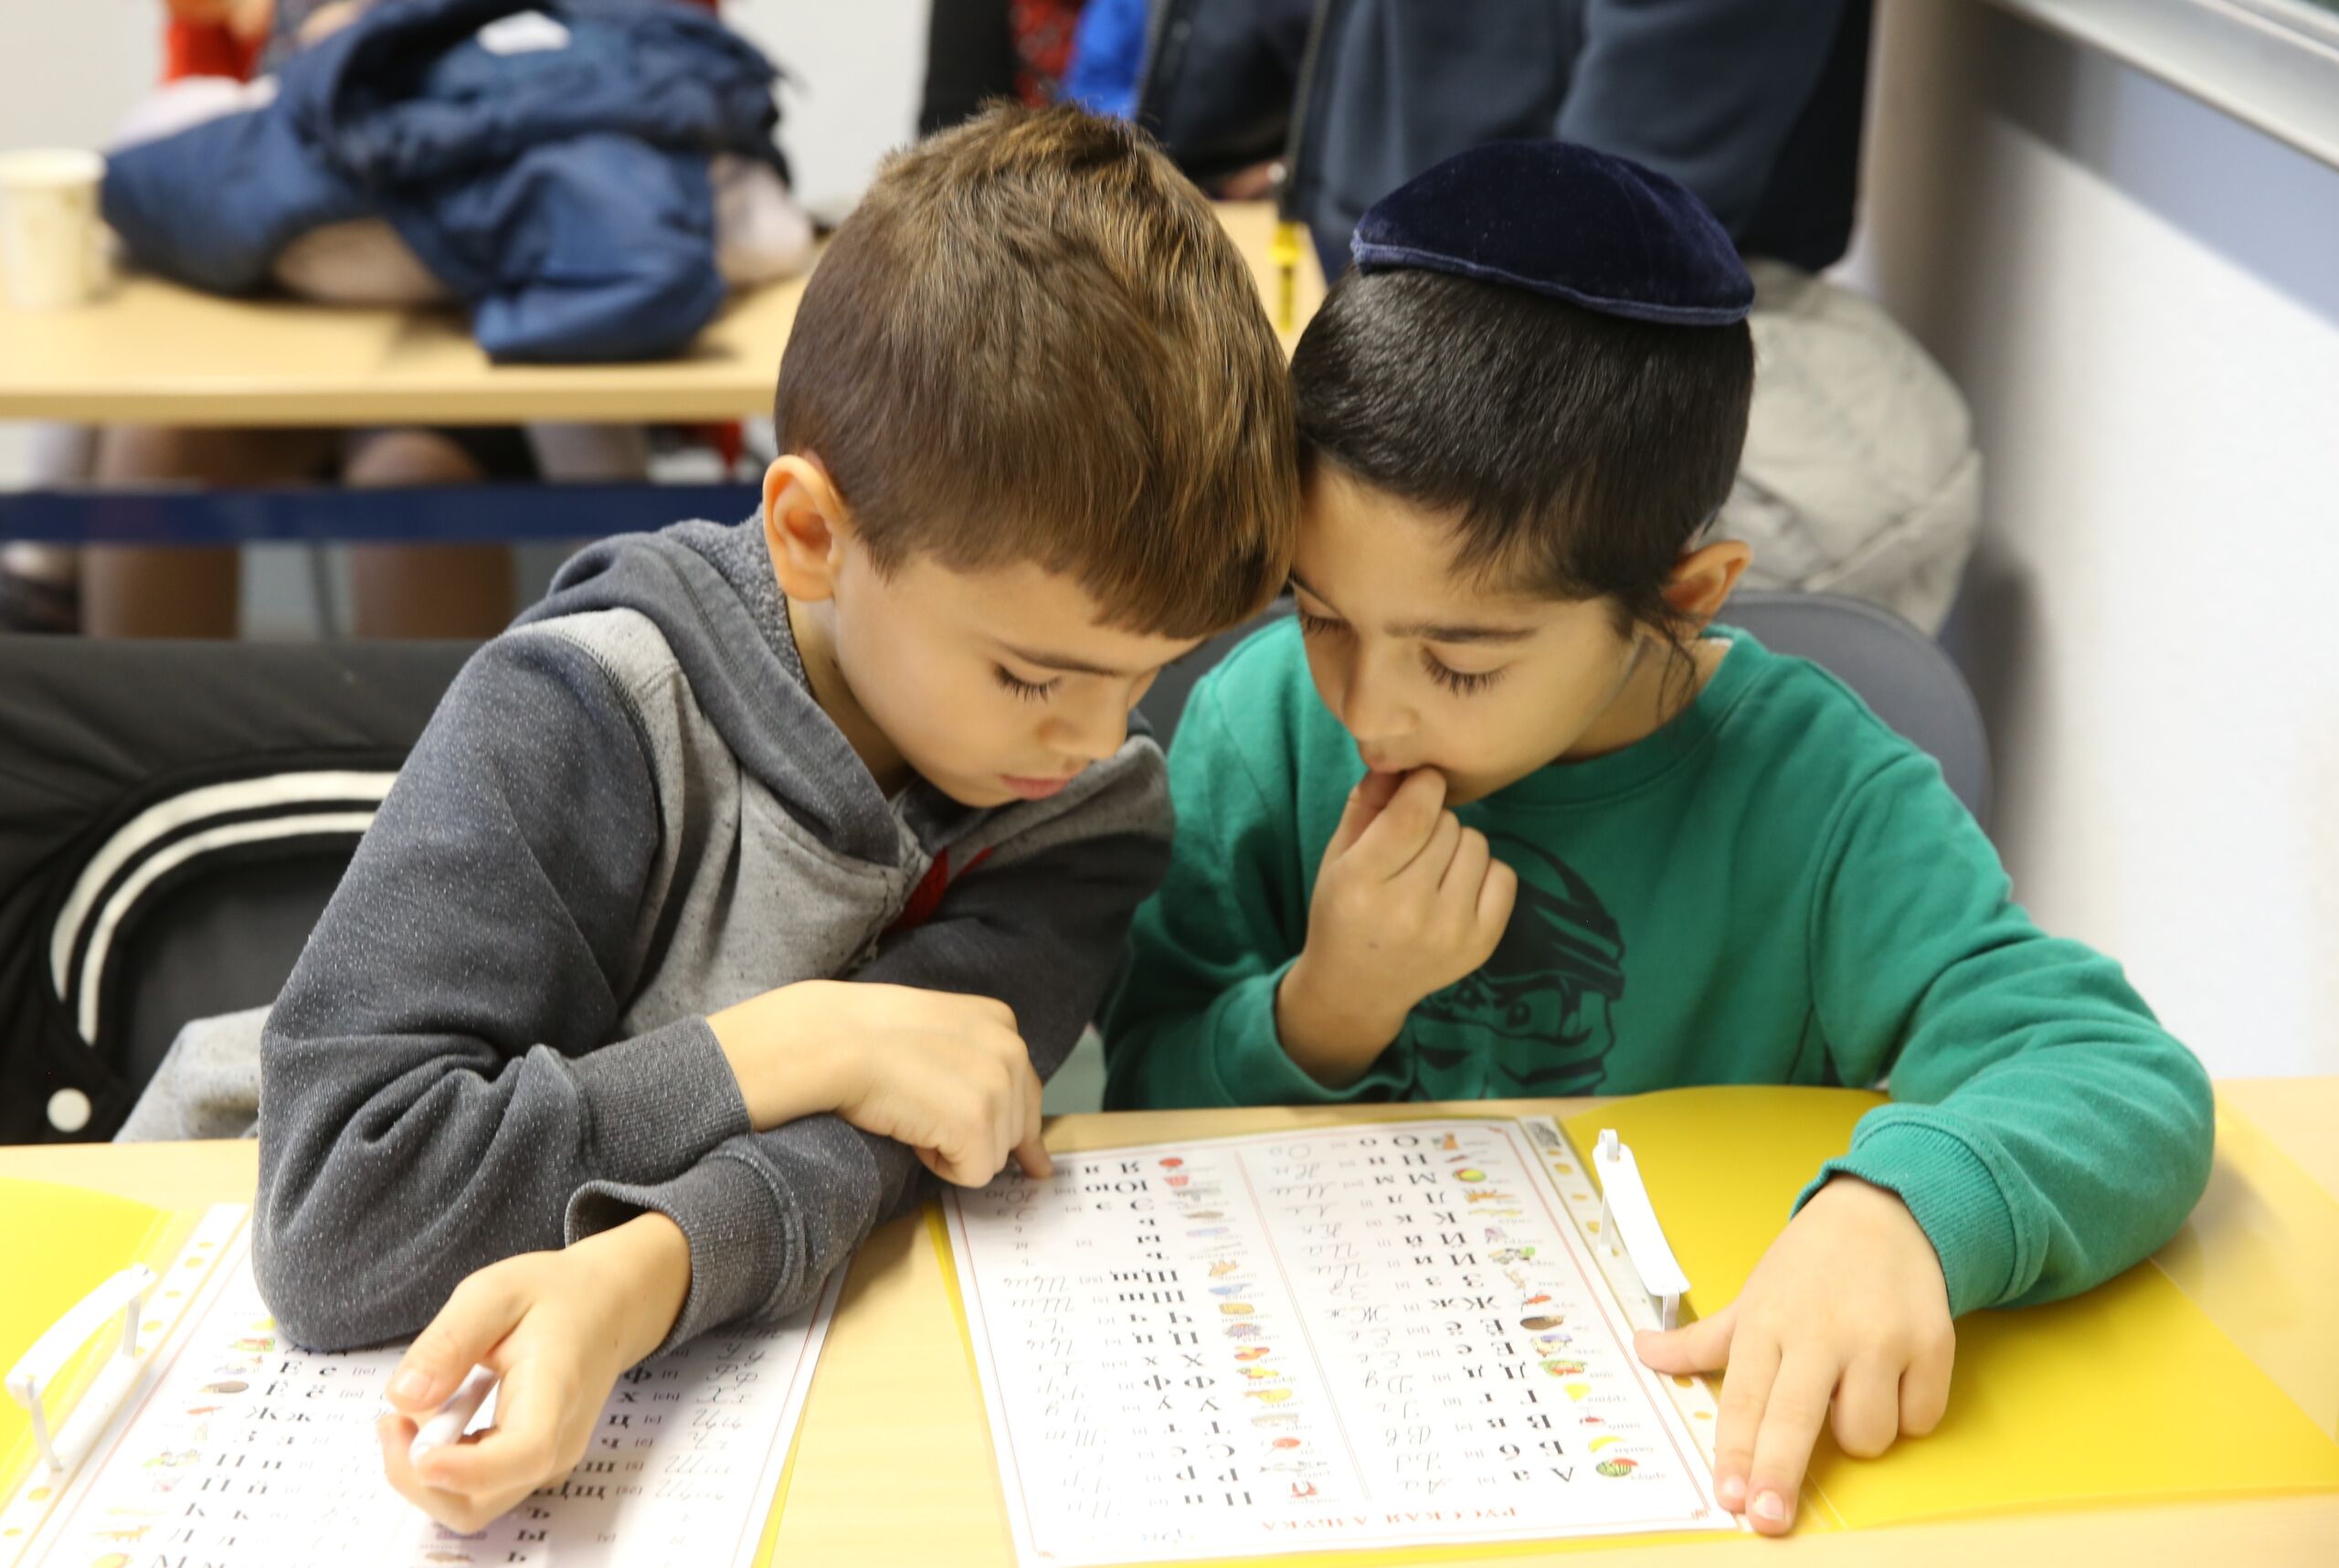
<box><xmin>164</xmin><ymin>18</ymin><xmax>262</xmax><ymax>81</ymax></box>
<box><xmin>164</xmin><ymin>1</ymin><xmax>722</xmax><ymax>82</ymax></box>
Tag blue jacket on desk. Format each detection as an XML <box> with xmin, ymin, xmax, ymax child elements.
<box><xmin>101</xmin><ymin>0</ymin><xmax>786</xmax><ymax>363</ymax></box>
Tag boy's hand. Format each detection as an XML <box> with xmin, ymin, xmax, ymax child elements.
<box><xmin>376</xmin><ymin>1213</ymin><xmax>691</xmax><ymax>1534</ymax></box>
<box><xmin>712</xmin><ymin>980</ymin><xmax>1052</xmax><ymax>1186</ymax></box>
<box><xmin>1635</xmin><ymin>1176</ymin><xmax>1954</xmax><ymax>1536</ymax></box>
<box><xmin>1276</xmin><ymin>769</ymin><xmax>1518</xmax><ymax>1087</ymax></box>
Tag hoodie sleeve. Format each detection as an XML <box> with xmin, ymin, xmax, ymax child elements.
<box><xmin>254</xmin><ymin>630</ymin><xmax>754</xmax><ymax>1351</ymax></box>
<box><xmin>1556</xmin><ymin>0</ymin><xmax>1853</xmax><ymax>237</ymax></box>
<box><xmin>563</xmin><ymin>740</ymin><xmax>1175</xmax><ymax>1348</ymax></box>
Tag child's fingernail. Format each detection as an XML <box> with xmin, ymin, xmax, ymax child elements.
<box><xmin>1753</xmin><ymin>1490</ymin><xmax>1789</xmax><ymax>1523</ymax></box>
<box><xmin>390</xmin><ymin>1370</ymin><xmax>432</xmax><ymax>1403</ymax></box>
<box><xmin>1718</xmin><ymin>1475</ymin><xmax>1746</xmax><ymax>1507</ymax></box>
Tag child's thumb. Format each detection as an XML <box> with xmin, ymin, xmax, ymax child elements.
<box><xmin>1634</xmin><ymin>1302</ymin><xmax>1736</xmax><ymax>1376</ymax></box>
<box><xmin>387</xmin><ymin>1268</ymin><xmax>527</xmax><ymax>1413</ymax></box>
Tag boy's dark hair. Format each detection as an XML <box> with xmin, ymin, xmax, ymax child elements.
<box><xmin>775</xmin><ymin>104</ymin><xmax>1297</xmax><ymax>639</ymax></box>
<box><xmin>1290</xmin><ymin>266</ymin><xmax>1754</xmax><ymax>642</ymax></box>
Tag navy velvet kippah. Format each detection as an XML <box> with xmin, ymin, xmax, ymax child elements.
<box><xmin>1349</xmin><ymin>141</ymin><xmax>1753</xmax><ymax>326</ymax></box>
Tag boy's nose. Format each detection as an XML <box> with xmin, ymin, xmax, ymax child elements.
<box><xmin>1337</xmin><ymin>666</ymin><xmax>1410</xmax><ymax>748</ymax></box>
<box><xmin>1047</xmin><ymin>704</ymin><xmax>1128</xmax><ymax>763</ymax></box>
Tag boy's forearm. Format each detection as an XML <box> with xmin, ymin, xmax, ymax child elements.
<box><xmin>709</xmin><ymin>982</ymin><xmax>860</xmax><ymax>1129</ymax></box>
<box><xmin>573</xmin><ymin>821</ymin><xmax>1169</xmax><ymax>1351</ymax></box>
<box><xmin>257</xmin><ymin>1014</ymin><xmax>748</xmax><ymax>1351</ymax></box>
<box><xmin>1814</xmin><ymin>763</ymin><xmax>2218</xmax><ymax>1312</ymax></box>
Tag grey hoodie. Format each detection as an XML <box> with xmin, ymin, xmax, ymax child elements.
<box><xmin>227</xmin><ymin>517</ymin><xmax>1169</xmax><ymax>1351</ymax></box>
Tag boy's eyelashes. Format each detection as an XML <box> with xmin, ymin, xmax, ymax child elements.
<box><xmin>992</xmin><ymin>666</ymin><xmax>1062</xmax><ymax>703</ymax></box>
<box><xmin>993</xmin><ymin>652</ymin><xmax>1194</xmax><ymax>702</ymax></box>
<box><xmin>1295</xmin><ymin>609</ymin><xmax>1508</xmax><ymax>698</ymax></box>
<box><xmin>1423</xmin><ymin>658</ymin><xmax>1505</xmax><ymax>697</ymax></box>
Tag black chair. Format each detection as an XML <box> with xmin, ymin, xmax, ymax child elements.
<box><xmin>0</xmin><ymin>638</ymin><xmax>477</xmax><ymax>1142</ymax></box>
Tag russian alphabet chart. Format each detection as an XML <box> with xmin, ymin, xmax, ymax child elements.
<box><xmin>944</xmin><ymin>1118</ymin><xmax>1733</xmax><ymax>1565</ymax></box>
<box><xmin>5</xmin><ymin>1208</ymin><xmax>841</xmax><ymax>1568</ymax></box>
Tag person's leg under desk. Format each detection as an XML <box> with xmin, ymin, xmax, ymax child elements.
<box><xmin>343</xmin><ymin>429</ymin><xmax>517</xmax><ymax>640</ymax></box>
<box><xmin>84</xmin><ymin>426</ymin><xmax>337</xmax><ymax>639</ymax></box>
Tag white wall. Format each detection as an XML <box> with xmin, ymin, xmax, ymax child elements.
<box><xmin>1846</xmin><ymin>0</ymin><xmax>2339</xmax><ymax>1077</ymax></box>
<box><xmin>727</xmin><ymin>0</ymin><xmax>926</xmax><ymax>216</ymax></box>
<box><xmin>0</xmin><ymin>5</ymin><xmax>158</xmax><ymax>154</ymax></box>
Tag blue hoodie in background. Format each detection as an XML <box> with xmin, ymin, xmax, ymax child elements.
<box><xmin>1064</xmin><ymin>0</ymin><xmax>1150</xmax><ymax>120</ymax></box>
<box><xmin>103</xmin><ymin>0</ymin><xmax>786</xmax><ymax>363</ymax></box>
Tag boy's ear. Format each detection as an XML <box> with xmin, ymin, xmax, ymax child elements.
<box><xmin>762</xmin><ymin>454</ymin><xmax>854</xmax><ymax>603</ymax></box>
<box><xmin>1662</xmin><ymin>539</ymin><xmax>1752</xmax><ymax>630</ymax></box>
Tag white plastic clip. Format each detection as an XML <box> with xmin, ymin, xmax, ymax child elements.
<box><xmin>5</xmin><ymin>1265</ymin><xmax>156</xmax><ymax>1471</ymax></box>
<box><xmin>1593</xmin><ymin>1130</ymin><xmax>1691</xmax><ymax>1330</ymax></box>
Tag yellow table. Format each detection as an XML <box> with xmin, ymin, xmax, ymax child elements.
<box><xmin>0</xmin><ymin>203</ymin><xmax>1324</xmax><ymax>428</ymax></box>
<box><xmin>0</xmin><ymin>1086</ymin><xmax>2329</xmax><ymax>1563</ymax></box>
<box><xmin>2</xmin><ymin>1080</ymin><xmax>2331</xmax><ymax>1565</ymax></box>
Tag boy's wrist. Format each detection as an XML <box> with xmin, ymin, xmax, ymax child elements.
<box><xmin>579</xmin><ymin>1211</ymin><xmax>693</xmax><ymax>1366</ymax></box>
<box><xmin>710</xmin><ymin>982</ymin><xmax>862</xmax><ymax>1129</ymax></box>
<box><xmin>1275</xmin><ymin>954</ymin><xmax>1410</xmax><ymax>1089</ymax></box>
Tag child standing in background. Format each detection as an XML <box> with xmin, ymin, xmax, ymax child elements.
<box><xmin>1104</xmin><ymin>140</ymin><xmax>2214</xmax><ymax>1537</ymax></box>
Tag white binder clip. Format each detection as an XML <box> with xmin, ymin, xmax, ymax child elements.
<box><xmin>5</xmin><ymin>1265</ymin><xmax>156</xmax><ymax>1472</ymax></box>
<box><xmin>1593</xmin><ymin>1130</ymin><xmax>1691</xmax><ymax>1331</ymax></box>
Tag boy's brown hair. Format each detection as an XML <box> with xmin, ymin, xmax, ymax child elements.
<box><xmin>774</xmin><ymin>104</ymin><xmax>1297</xmax><ymax>638</ymax></box>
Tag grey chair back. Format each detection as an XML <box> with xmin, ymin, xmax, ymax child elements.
<box><xmin>1724</xmin><ymin>590</ymin><xmax>1991</xmax><ymax>829</ymax></box>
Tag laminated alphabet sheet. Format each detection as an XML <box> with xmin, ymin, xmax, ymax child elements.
<box><xmin>943</xmin><ymin>1118</ymin><xmax>1735</xmax><ymax>1565</ymax></box>
<box><xmin>4</xmin><ymin>1207</ymin><xmax>841</xmax><ymax>1568</ymax></box>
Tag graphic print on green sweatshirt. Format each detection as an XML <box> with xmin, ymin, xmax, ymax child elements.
<box><xmin>1413</xmin><ymin>832</ymin><xmax>1627</xmax><ymax>1096</ymax></box>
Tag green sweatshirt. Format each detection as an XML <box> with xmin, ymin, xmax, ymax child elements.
<box><xmin>1103</xmin><ymin>621</ymin><xmax>2214</xmax><ymax>1319</ymax></box>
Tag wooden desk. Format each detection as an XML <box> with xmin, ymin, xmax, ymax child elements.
<box><xmin>3</xmin><ymin>1080</ymin><xmax>2332</xmax><ymax>1565</ymax></box>
<box><xmin>0</xmin><ymin>203</ymin><xmax>1326</xmax><ymax>429</ymax></box>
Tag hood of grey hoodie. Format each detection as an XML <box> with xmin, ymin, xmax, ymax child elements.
<box><xmin>515</xmin><ymin>514</ymin><xmax>989</xmax><ymax>867</ymax></box>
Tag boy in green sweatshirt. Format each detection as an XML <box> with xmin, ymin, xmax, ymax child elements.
<box><xmin>1102</xmin><ymin>141</ymin><xmax>2213</xmax><ymax>1536</ymax></box>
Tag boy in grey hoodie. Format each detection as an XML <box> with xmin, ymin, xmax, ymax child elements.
<box><xmin>228</xmin><ymin>106</ymin><xmax>1297</xmax><ymax>1531</ymax></box>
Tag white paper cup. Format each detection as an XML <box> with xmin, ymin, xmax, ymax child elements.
<box><xmin>0</xmin><ymin>150</ymin><xmax>107</xmax><ymax>311</ymax></box>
